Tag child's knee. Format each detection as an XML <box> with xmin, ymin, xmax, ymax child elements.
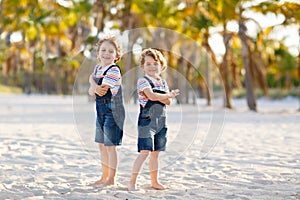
<box><xmin>150</xmin><ymin>151</ymin><xmax>159</xmax><ymax>159</ymax></box>
<box><xmin>139</xmin><ymin>151</ymin><xmax>150</xmax><ymax>159</ymax></box>
<box><xmin>99</xmin><ymin>143</ymin><xmax>106</xmax><ymax>151</ymax></box>
<box><xmin>106</xmin><ymin>146</ymin><xmax>116</xmax><ymax>153</ymax></box>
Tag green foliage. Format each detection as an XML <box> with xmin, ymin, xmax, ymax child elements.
<box><xmin>191</xmin><ymin>14</ymin><xmax>214</xmax><ymax>31</ymax></box>
<box><xmin>0</xmin><ymin>0</ymin><xmax>299</xmax><ymax>97</ymax></box>
<box><xmin>233</xmin><ymin>88</ymin><xmax>299</xmax><ymax>99</ymax></box>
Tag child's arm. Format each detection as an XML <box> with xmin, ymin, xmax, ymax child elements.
<box><xmin>159</xmin><ymin>93</ymin><xmax>173</xmax><ymax>105</ymax></box>
<box><xmin>159</xmin><ymin>98</ymin><xmax>171</xmax><ymax>105</ymax></box>
<box><xmin>95</xmin><ymin>66</ymin><xmax>120</xmax><ymax>96</ymax></box>
<box><xmin>143</xmin><ymin>88</ymin><xmax>179</xmax><ymax>105</ymax></box>
<box><xmin>88</xmin><ymin>74</ymin><xmax>97</xmax><ymax>96</ymax></box>
<box><xmin>88</xmin><ymin>74</ymin><xmax>110</xmax><ymax>96</ymax></box>
<box><xmin>95</xmin><ymin>84</ymin><xmax>110</xmax><ymax>96</ymax></box>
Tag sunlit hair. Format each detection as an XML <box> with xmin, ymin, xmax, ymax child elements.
<box><xmin>140</xmin><ymin>48</ymin><xmax>167</xmax><ymax>72</ymax></box>
<box><xmin>96</xmin><ymin>35</ymin><xmax>121</xmax><ymax>63</ymax></box>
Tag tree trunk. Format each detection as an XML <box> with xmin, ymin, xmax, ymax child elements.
<box><xmin>93</xmin><ymin>0</ymin><xmax>105</xmax><ymax>35</ymax></box>
<box><xmin>121</xmin><ymin>0</ymin><xmax>133</xmax><ymax>30</ymax></box>
<box><xmin>123</xmin><ymin>51</ymin><xmax>134</xmax><ymax>103</ymax></box>
<box><xmin>221</xmin><ymin>29</ymin><xmax>233</xmax><ymax>109</ymax></box>
<box><xmin>231</xmin><ymin>58</ymin><xmax>242</xmax><ymax>89</ymax></box>
<box><xmin>298</xmin><ymin>40</ymin><xmax>300</xmax><ymax>111</ymax></box>
<box><xmin>191</xmin><ymin>43</ymin><xmax>198</xmax><ymax>105</ymax></box>
<box><xmin>251</xmin><ymin>52</ymin><xmax>268</xmax><ymax>95</ymax></box>
<box><xmin>62</xmin><ymin>70</ymin><xmax>68</xmax><ymax>95</ymax></box>
<box><xmin>185</xmin><ymin>64</ymin><xmax>191</xmax><ymax>104</ymax></box>
<box><xmin>202</xmin><ymin>31</ymin><xmax>218</xmax><ymax>106</ymax></box>
<box><xmin>123</xmin><ymin>31</ymin><xmax>140</xmax><ymax>103</ymax></box>
<box><xmin>296</xmin><ymin>23</ymin><xmax>300</xmax><ymax>110</ymax></box>
<box><xmin>177</xmin><ymin>56</ymin><xmax>186</xmax><ymax>104</ymax></box>
<box><xmin>205</xmin><ymin>53</ymin><xmax>212</xmax><ymax>106</ymax></box>
<box><xmin>239</xmin><ymin>19</ymin><xmax>257</xmax><ymax>111</ymax></box>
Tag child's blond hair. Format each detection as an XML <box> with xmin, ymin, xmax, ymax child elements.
<box><xmin>96</xmin><ymin>35</ymin><xmax>121</xmax><ymax>63</ymax></box>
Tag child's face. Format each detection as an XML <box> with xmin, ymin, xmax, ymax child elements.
<box><xmin>98</xmin><ymin>41</ymin><xmax>117</xmax><ymax>66</ymax></box>
<box><xmin>143</xmin><ymin>55</ymin><xmax>161</xmax><ymax>78</ymax></box>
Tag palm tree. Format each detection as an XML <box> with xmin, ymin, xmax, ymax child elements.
<box><xmin>251</xmin><ymin>1</ymin><xmax>300</xmax><ymax>110</ymax></box>
<box><xmin>187</xmin><ymin>0</ymin><xmax>240</xmax><ymax>108</ymax></box>
<box><xmin>238</xmin><ymin>11</ymin><xmax>256</xmax><ymax>111</ymax></box>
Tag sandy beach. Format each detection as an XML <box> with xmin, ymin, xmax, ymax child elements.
<box><xmin>0</xmin><ymin>94</ymin><xmax>299</xmax><ymax>199</ymax></box>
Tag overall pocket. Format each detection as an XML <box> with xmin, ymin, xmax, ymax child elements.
<box><xmin>140</xmin><ymin>108</ymin><xmax>150</xmax><ymax>119</ymax></box>
<box><xmin>138</xmin><ymin>109</ymin><xmax>151</xmax><ymax>127</ymax></box>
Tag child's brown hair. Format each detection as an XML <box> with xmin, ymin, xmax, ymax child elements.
<box><xmin>140</xmin><ymin>48</ymin><xmax>167</xmax><ymax>72</ymax></box>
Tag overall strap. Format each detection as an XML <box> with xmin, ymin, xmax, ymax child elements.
<box><xmin>161</xmin><ymin>79</ymin><xmax>166</xmax><ymax>88</ymax></box>
<box><xmin>103</xmin><ymin>64</ymin><xmax>121</xmax><ymax>76</ymax></box>
<box><xmin>94</xmin><ymin>64</ymin><xmax>99</xmax><ymax>75</ymax></box>
<box><xmin>143</xmin><ymin>76</ymin><xmax>166</xmax><ymax>94</ymax></box>
<box><xmin>140</xmin><ymin>76</ymin><xmax>166</xmax><ymax>111</ymax></box>
<box><xmin>143</xmin><ymin>76</ymin><xmax>166</xmax><ymax>88</ymax></box>
<box><xmin>104</xmin><ymin>64</ymin><xmax>122</xmax><ymax>98</ymax></box>
<box><xmin>143</xmin><ymin>76</ymin><xmax>155</xmax><ymax>88</ymax></box>
<box><xmin>94</xmin><ymin>64</ymin><xmax>121</xmax><ymax>76</ymax></box>
<box><xmin>94</xmin><ymin>64</ymin><xmax>121</xmax><ymax>98</ymax></box>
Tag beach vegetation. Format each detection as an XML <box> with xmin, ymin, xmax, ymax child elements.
<box><xmin>0</xmin><ymin>0</ymin><xmax>299</xmax><ymax>109</ymax></box>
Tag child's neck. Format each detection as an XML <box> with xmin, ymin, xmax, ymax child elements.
<box><xmin>146</xmin><ymin>74</ymin><xmax>160</xmax><ymax>80</ymax></box>
<box><xmin>101</xmin><ymin>63</ymin><xmax>115</xmax><ymax>68</ymax></box>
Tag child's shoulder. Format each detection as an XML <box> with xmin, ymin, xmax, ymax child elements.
<box><xmin>107</xmin><ymin>64</ymin><xmax>121</xmax><ymax>73</ymax></box>
<box><xmin>138</xmin><ymin>76</ymin><xmax>146</xmax><ymax>81</ymax></box>
<box><xmin>109</xmin><ymin>64</ymin><xmax>120</xmax><ymax>69</ymax></box>
<box><xmin>94</xmin><ymin>63</ymin><xmax>101</xmax><ymax>70</ymax></box>
<box><xmin>137</xmin><ymin>77</ymin><xmax>150</xmax><ymax>86</ymax></box>
<box><xmin>137</xmin><ymin>76</ymin><xmax>150</xmax><ymax>83</ymax></box>
<box><xmin>111</xmin><ymin>64</ymin><xmax>120</xmax><ymax>68</ymax></box>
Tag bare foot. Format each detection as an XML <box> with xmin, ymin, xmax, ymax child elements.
<box><xmin>94</xmin><ymin>179</ymin><xmax>115</xmax><ymax>188</ymax></box>
<box><xmin>127</xmin><ymin>182</ymin><xmax>137</xmax><ymax>191</ymax></box>
<box><xmin>151</xmin><ymin>182</ymin><xmax>170</xmax><ymax>190</ymax></box>
<box><xmin>88</xmin><ymin>178</ymin><xmax>107</xmax><ymax>187</ymax></box>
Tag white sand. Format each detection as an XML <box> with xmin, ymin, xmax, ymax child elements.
<box><xmin>0</xmin><ymin>94</ymin><xmax>299</xmax><ymax>199</ymax></box>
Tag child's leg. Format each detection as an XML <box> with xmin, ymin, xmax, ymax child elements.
<box><xmin>99</xmin><ymin>143</ymin><xmax>109</xmax><ymax>182</ymax></box>
<box><xmin>128</xmin><ymin>151</ymin><xmax>150</xmax><ymax>191</ymax></box>
<box><xmin>103</xmin><ymin>145</ymin><xmax>118</xmax><ymax>186</ymax></box>
<box><xmin>149</xmin><ymin>151</ymin><xmax>169</xmax><ymax>190</ymax></box>
<box><xmin>89</xmin><ymin>143</ymin><xmax>109</xmax><ymax>185</ymax></box>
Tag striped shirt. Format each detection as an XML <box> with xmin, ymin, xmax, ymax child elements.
<box><xmin>137</xmin><ymin>75</ymin><xmax>169</xmax><ymax>107</ymax></box>
<box><xmin>94</xmin><ymin>64</ymin><xmax>121</xmax><ymax>96</ymax></box>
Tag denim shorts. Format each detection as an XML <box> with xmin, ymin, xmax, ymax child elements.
<box><xmin>95</xmin><ymin>98</ymin><xmax>124</xmax><ymax>146</ymax></box>
<box><xmin>137</xmin><ymin>108</ymin><xmax>167</xmax><ymax>152</ymax></box>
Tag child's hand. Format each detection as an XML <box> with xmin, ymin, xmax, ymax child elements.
<box><xmin>168</xmin><ymin>89</ymin><xmax>180</xmax><ymax>98</ymax></box>
<box><xmin>95</xmin><ymin>85</ymin><xmax>109</xmax><ymax>96</ymax></box>
<box><xmin>140</xmin><ymin>91</ymin><xmax>148</xmax><ymax>99</ymax></box>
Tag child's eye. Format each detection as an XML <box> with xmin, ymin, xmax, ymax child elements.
<box><xmin>109</xmin><ymin>50</ymin><xmax>114</xmax><ymax>53</ymax></box>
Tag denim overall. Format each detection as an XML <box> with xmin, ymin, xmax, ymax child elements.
<box><xmin>137</xmin><ymin>76</ymin><xmax>168</xmax><ymax>152</ymax></box>
<box><xmin>94</xmin><ymin>64</ymin><xmax>125</xmax><ymax>146</ymax></box>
